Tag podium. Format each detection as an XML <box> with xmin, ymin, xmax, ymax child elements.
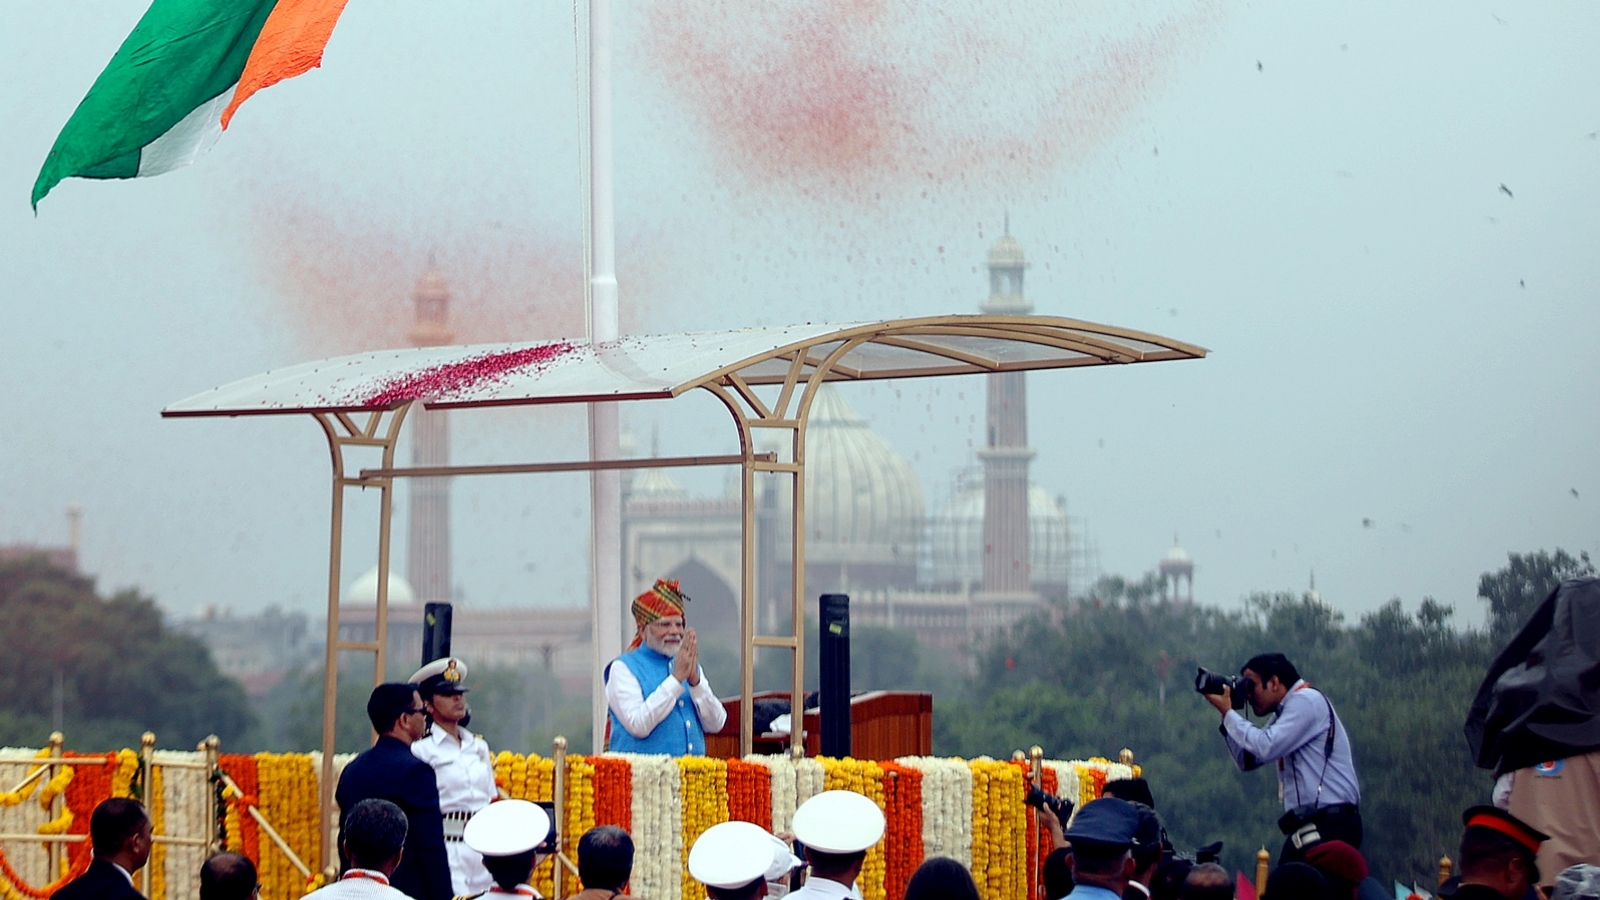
<box><xmin>706</xmin><ymin>690</ymin><xmax>933</xmax><ymax>760</ymax></box>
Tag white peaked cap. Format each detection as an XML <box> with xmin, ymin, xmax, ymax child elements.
<box><xmin>764</xmin><ymin>834</ymin><xmax>805</xmax><ymax>881</ymax></box>
<box><xmin>464</xmin><ymin>800</ymin><xmax>551</xmax><ymax>857</ymax></box>
<box><xmin>690</xmin><ymin>821</ymin><xmax>776</xmax><ymax>889</ymax></box>
<box><xmin>791</xmin><ymin>790</ymin><xmax>885</xmax><ymax>854</ymax></box>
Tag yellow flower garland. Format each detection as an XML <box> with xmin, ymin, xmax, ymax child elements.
<box><xmin>967</xmin><ymin>759</ymin><xmax>1025</xmax><ymax>900</ymax></box>
<box><xmin>148</xmin><ymin>764</ymin><xmax>165</xmax><ymax>900</ymax></box>
<box><xmin>0</xmin><ymin>750</ymin><xmax>51</xmax><ymax>807</ymax></box>
<box><xmin>254</xmin><ymin>753</ymin><xmax>321</xmax><ymax>900</ymax></box>
<box><xmin>111</xmin><ymin>750</ymin><xmax>139</xmax><ymax>799</ymax></box>
<box><xmin>677</xmin><ymin>757</ymin><xmax>729</xmax><ymax>900</ymax></box>
<box><xmin>819</xmin><ymin>758</ymin><xmax>887</xmax><ymax>900</ymax></box>
<box><xmin>566</xmin><ymin>757</ymin><xmax>598</xmax><ymax>892</ymax></box>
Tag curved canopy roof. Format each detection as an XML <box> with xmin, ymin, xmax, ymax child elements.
<box><xmin>163</xmin><ymin>315</ymin><xmax>1206</xmax><ymax>417</ymax></box>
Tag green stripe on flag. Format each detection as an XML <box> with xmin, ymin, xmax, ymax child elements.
<box><xmin>32</xmin><ymin>0</ymin><xmax>279</xmax><ymax>209</ymax></box>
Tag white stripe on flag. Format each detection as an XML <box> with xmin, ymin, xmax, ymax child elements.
<box><xmin>136</xmin><ymin>89</ymin><xmax>233</xmax><ymax>177</ymax></box>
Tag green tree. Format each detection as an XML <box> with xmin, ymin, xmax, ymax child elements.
<box><xmin>0</xmin><ymin>556</ymin><xmax>254</xmax><ymax>750</ymax></box>
<box><xmin>1476</xmin><ymin>550</ymin><xmax>1594</xmax><ymax>644</ymax></box>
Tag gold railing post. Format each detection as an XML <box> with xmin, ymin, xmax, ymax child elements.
<box><xmin>141</xmin><ymin>733</ymin><xmax>156</xmax><ymax>898</ymax></box>
<box><xmin>1119</xmin><ymin>748</ymin><xmax>1134</xmax><ymax>767</ymax></box>
<box><xmin>1028</xmin><ymin>746</ymin><xmax>1044</xmax><ymax>788</ymax></box>
<box><xmin>47</xmin><ymin>732</ymin><xmax>64</xmax><ymax>881</ymax></box>
<box><xmin>1438</xmin><ymin>856</ymin><xmax>1452</xmax><ymax>887</ymax></box>
<box><xmin>1255</xmin><ymin>847</ymin><xmax>1270</xmax><ymax>899</ymax></box>
<box><xmin>200</xmin><ymin>735</ymin><xmax>220</xmax><ymax>854</ymax></box>
<box><xmin>552</xmin><ymin>736</ymin><xmax>570</xmax><ymax>898</ymax></box>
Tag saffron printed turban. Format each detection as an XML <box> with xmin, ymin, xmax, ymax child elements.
<box><xmin>628</xmin><ymin>579</ymin><xmax>689</xmax><ymax>650</ymax></box>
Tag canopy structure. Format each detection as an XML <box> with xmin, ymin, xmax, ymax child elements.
<box><xmin>163</xmin><ymin>314</ymin><xmax>1205</xmax><ymax>861</ymax></box>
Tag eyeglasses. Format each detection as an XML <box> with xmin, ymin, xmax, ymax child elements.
<box><xmin>403</xmin><ymin>707</ymin><xmax>426</xmax><ymax>716</ymax></box>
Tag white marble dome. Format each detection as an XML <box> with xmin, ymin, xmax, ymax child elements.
<box><xmin>922</xmin><ymin>473</ymin><xmax>1070</xmax><ymax>587</ymax></box>
<box><xmin>347</xmin><ymin>565</ymin><xmax>417</xmax><ymax>605</ymax></box>
<box><xmin>796</xmin><ymin>385</ymin><xmax>925</xmax><ymax>565</ymax></box>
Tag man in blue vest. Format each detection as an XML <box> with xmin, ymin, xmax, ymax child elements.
<box><xmin>604</xmin><ymin>578</ymin><xmax>728</xmax><ymax>754</ymax></box>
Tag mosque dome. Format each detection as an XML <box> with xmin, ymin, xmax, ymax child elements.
<box><xmin>347</xmin><ymin>565</ymin><xmax>417</xmax><ymax>605</ymax></box>
<box><xmin>631</xmin><ymin>467</ymin><xmax>688</xmax><ymax>499</ymax></box>
<box><xmin>922</xmin><ymin>473</ymin><xmax>1071</xmax><ymax>587</ymax></box>
<box><xmin>988</xmin><ymin>234</ymin><xmax>1027</xmax><ymax>268</ymax></box>
<box><xmin>1159</xmin><ymin>539</ymin><xmax>1193</xmax><ymax>575</ymax></box>
<box><xmin>794</xmin><ymin>385</ymin><xmax>925</xmax><ymax>567</ymax></box>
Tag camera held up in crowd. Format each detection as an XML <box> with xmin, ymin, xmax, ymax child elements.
<box><xmin>1023</xmin><ymin>786</ymin><xmax>1074</xmax><ymax>822</ymax></box>
<box><xmin>1194</xmin><ymin>667</ymin><xmax>1250</xmax><ymax>711</ymax></box>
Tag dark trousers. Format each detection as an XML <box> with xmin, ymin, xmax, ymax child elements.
<box><xmin>1279</xmin><ymin>804</ymin><xmax>1363</xmax><ymax>864</ymax></box>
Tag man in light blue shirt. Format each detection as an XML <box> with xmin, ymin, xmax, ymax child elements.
<box><xmin>1063</xmin><ymin>798</ymin><xmax>1146</xmax><ymax>900</ymax></box>
<box><xmin>1204</xmin><ymin>652</ymin><xmax>1362</xmax><ymax>864</ymax></box>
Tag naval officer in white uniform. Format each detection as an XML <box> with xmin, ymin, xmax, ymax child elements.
<box><xmin>787</xmin><ymin>791</ymin><xmax>886</xmax><ymax>900</ymax></box>
<box><xmin>410</xmin><ymin>657</ymin><xmax>498</xmax><ymax>897</ymax></box>
<box><xmin>690</xmin><ymin>820</ymin><xmax>782</xmax><ymax>900</ymax></box>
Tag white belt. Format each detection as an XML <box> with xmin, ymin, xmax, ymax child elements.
<box><xmin>442</xmin><ymin>816</ymin><xmax>468</xmax><ymax>840</ymax></box>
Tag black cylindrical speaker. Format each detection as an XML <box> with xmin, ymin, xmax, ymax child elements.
<box><xmin>818</xmin><ymin>593</ymin><xmax>851</xmax><ymax>758</ymax></box>
<box><xmin>422</xmin><ymin>602</ymin><xmax>453</xmax><ymax>667</ymax></box>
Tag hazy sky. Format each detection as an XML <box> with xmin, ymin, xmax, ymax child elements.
<box><xmin>3</xmin><ymin>0</ymin><xmax>1597</xmax><ymax>628</ymax></box>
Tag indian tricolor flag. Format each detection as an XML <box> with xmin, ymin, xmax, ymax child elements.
<box><xmin>32</xmin><ymin>0</ymin><xmax>352</xmax><ymax>208</ymax></box>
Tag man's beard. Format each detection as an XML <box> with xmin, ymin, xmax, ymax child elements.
<box><xmin>645</xmin><ymin>633</ymin><xmax>682</xmax><ymax>657</ymax></box>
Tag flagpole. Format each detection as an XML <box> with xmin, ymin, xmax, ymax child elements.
<box><xmin>585</xmin><ymin>0</ymin><xmax>623</xmax><ymax>753</ymax></box>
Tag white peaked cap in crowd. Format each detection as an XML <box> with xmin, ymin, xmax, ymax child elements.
<box><xmin>690</xmin><ymin>821</ymin><xmax>776</xmax><ymax>889</ymax></box>
<box><xmin>765</xmin><ymin>834</ymin><xmax>805</xmax><ymax>881</ymax></box>
<box><xmin>791</xmin><ymin>790</ymin><xmax>886</xmax><ymax>854</ymax></box>
<box><xmin>464</xmin><ymin>800</ymin><xmax>551</xmax><ymax>857</ymax></box>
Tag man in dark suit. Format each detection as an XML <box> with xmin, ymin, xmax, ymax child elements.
<box><xmin>51</xmin><ymin>797</ymin><xmax>152</xmax><ymax>900</ymax></box>
<box><xmin>336</xmin><ymin>683</ymin><xmax>452</xmax><ymax>900</ymax></box>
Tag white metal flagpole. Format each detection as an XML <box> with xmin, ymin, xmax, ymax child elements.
<box><xmin>585</xmin><ymin>0</ymin><xmax>623</xmax><ymax>753</ymax></box>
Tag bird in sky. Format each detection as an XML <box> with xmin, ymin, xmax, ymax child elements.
<box><xmin>1257</xmin><ymin>60</ymin><xmax>1263</xmax><ymax>71</ymax></box>
<box><xmin>1500</xmin><ymin>183</ymin><xmax>1515</xmax><ymax>198</ymax></box>
<box><xmin>1572</xmin><ymin>488</ymin><xmax>1581</xmax><ymax>499</ymax></box>
<box><xmin>1520</xmin><ymin>279</ymin><xmax>1526</xmax><ymax>288</ymax></box>
<box><xmin>1362</xmin><ymin>518</ymin><xmax>1375</xmax><ymax>529</ymax></box>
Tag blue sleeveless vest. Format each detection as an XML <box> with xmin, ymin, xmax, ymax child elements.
<box><xmin>607</xmin><ymin>647</ymin><xmax>707</xmax><ymax>755</ymax></box>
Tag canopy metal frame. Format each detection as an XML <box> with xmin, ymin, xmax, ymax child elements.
<box><xmin>162</xmin><ymin>314</ymin><xmax>1206</xmax><ymax>865</ymax></box>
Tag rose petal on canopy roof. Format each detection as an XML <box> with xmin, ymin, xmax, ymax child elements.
<box><xmin>162</xmin><ymin>316</ymin><xmax>1206</xmax><ymax>417</ymax></box>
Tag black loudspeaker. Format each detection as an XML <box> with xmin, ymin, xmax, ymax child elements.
<box><xmin>422</xmin><ymin>602</ymin><xmax>453</xmax><ymax>667</ymax></box>
<box><xmin>818</xmin><ymin>593</ymin><xmax>851</xmax><ymax>758</ymax></box>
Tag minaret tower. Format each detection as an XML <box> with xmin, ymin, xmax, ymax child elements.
<box><xmin>407</xmin><ymin>262</ymin><xmax>455</xmax><ymax>606</ymax></box>
<box><xmin>979</xmin><ymin>222</ymin><xmax>1038</xmax><ymax>600</ymax></box>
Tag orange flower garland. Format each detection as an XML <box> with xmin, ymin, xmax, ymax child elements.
<box><xmin>877</xmin><ymin>763</ymin><xmax>923</xmax><ymax>900</ymax></box>
<box><xmin>591</xmin><ymin>756</ymin><xmax>632</xmax><ymax>831</ymax></box>
<box><xmin>0</xmin><ymin>754</ymin><xmax>110</xmax><ymax>900</ymax></box>
<box><xmin>724</xmin><ymin>759</ymin><xmax>771</xmax><ymax>830</ymax></box>
<box><xmin>218</xmin><ymin>755</ymin><xmax>260</xmax><ymax>862</ymax></box>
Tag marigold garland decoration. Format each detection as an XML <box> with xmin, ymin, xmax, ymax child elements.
<box><xmin>678</xmin><ymin>756</ymin><xmax>730</xmax><ymax>900</ymax></box>
<box><xmin>565</xmin><ymin>756</ymin><xmax>599</xmax><ymax>891</ymax></box>
<box><xmin>218</xmin><ymin>754</ymin><xmax>261</xmax><ymax>861</ymax></box>
<box><xmin>878</xmin><ymin>762</ymin><xmax>923</xmax><ymax>900</ymax></box>
<box><xmin>591</xmin><ymin>756</ymin><xmax>632</xmax><ymax>831</ymax></box>
<box><xmin>724</xmin><ymin>759</ymin><xmax>771</xmax><ymax>830</ymax></box>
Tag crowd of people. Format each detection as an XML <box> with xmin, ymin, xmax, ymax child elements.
<box><xmin>44</xmin><ymin>769</ymin><xmax>1600</xmax><ymax>900</ymax></box>
<box><xmin>41</xmin><ymin>585</ymin><xmax>1599</xmax><ymax>900</ymax></box>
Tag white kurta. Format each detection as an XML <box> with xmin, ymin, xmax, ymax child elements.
<box><xmin>412</xmin><ymin>724</ymin><xmax>498</xmax><ymax>896</ymax></box>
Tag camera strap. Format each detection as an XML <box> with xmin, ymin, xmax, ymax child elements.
<box><xmin>1279</xmin><ymin>687</ymin><xmax>1338</xmax><ymax>808</ymax></box>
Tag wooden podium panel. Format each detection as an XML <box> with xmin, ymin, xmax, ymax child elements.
<box><xmin>706</xmin><ymin>691</ymin><xmax>933</xmax><ymax>760</ymax></box>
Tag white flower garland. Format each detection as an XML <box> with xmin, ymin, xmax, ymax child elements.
<box><xmin>745</xmin><ymin>755</ymin><xmax>798</xmax><ymax>833</ymax></box>
<box><xmin>895</xmin><ymin>757</ymin><xmax>973</xmax><ymax>867</ymax></box>
<box><xmin>155</xmin><ymin>750</ymin><xmax>207</xmax><ymax>900</ymax></box>
<box><xmin>614</xmin><ymin>753</ymin><xmax>681</xmax><ymax>900</ymax></box>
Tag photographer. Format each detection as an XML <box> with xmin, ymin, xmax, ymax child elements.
<box><xmin>1201</xmin><ymin>653</ymin><xmax>1360</xmax><ymax>863</ymax></box>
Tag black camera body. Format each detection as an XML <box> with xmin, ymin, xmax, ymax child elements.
<box><xmin>1194</xmin><ymin>667</ymin><xmax>1249</xmax><ymax>711</ymax></box>
<box><xmin>1024</xmin><ymin>786</ymin><xmax>1074</xmax><ymax>821</ymax></box>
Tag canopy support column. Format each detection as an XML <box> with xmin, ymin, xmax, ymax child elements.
<box><xmin>314</xmin><ymin>405</ymin><xmax>411</xmax><ymax>870</ymax></box>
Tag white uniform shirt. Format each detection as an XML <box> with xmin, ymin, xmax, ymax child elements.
<box><xmin>301</xmin><ymin>870</ymin><xmax>413</xmax><ymax>900</ymax></box>
<box><xmin>604</xmin><ymin>663</ymin><xmax>729</xmax><ymax>739</ymax></box>
<box><xmin>412</xmin><ymin>724</ymin><xmax>498</xmax><ymax>895</ymax></box>
<box><xmin>787</xmin><ymin>875</ymin><xmax>857</xmax><ymax>900</ymax></box>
